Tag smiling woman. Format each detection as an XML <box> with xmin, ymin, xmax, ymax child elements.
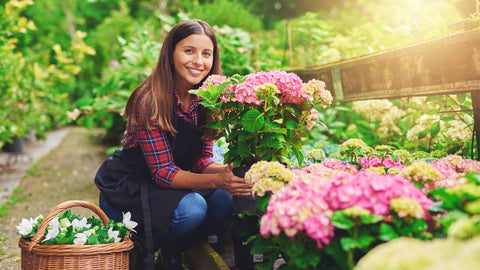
<box><xmin>93</xmin><ymin>19</ymin><xmax>252</xmax><ymax>270</ymax></box>
<box><xmin>173</xmin><ymin>34</ymin><xmax>214</xmax><ymax>104</ymax></box>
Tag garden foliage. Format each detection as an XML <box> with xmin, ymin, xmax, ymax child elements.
<box><xmin>244</xmin><ymin>139</ymin><xmax>480</xmax><ymax>269</ymax></box>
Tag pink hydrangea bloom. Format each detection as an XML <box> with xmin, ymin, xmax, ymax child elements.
<box><xmin>260</xmin><ymin>170</ymin><xmax>434</xmax><ymax>249</ymax></box>
<box><xmin>199</xmin><ymin>74</ymin><xmax>234</xmax><ymax>102</ymax></box>
<box><xmin>321</xmin><ymin>158</ymin><xmax>358</xmax><ymax>174</ymax></box>
<box><xmin>234</xmin><ymin>81</ymin><xmax>261</xmax><ymax>105</ymax></box>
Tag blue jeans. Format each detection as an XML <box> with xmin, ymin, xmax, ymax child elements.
<box><xmin>99</xmin><ymin>189</ymin><xmax>233</xmax><ymax>250</ymax></box>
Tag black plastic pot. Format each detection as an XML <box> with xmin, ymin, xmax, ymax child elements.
<box><xmin>2</xmin><ymin>136</ymin><xmax>24</xmax><ymax>153</ymax></box>
<box><xmin>231</xmin><ymin>164</ymin><xmax>264</xmax><ymax>270</ymax></box>
<box><xmin>232</xmin><ymin>165</ymin><xmax>257</xmax><ymax>214</ymax></box>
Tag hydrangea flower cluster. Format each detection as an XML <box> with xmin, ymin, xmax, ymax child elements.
<box><xmin>199</xmin><ymin>70</ymin><xmax>332</xmax><ymax>107</ymax></box>
<box><xmin>244</xmin><ymin>161</ymin><xmax>294</xmax><ymax>196</ymax></box>
<box><xmin>260</xmin><ymin>171</ymin><xmax>434</xmax><ymax>249</ymax></box>
<box><xmin>17</xmin><ymin>210</ymin><xmax>137</xmax><ymax>245</ymax></box>
<box><xmin>192</xmin><ymin>71</ymin><xmax>333</xmax><ymax>165</ymax></box>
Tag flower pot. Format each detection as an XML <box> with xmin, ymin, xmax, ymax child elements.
<box><xmin>232</xmin><ymin>165</ymin><xmax>257</xmax><ymax>214</ymax></box>
<box><xmin>231</xmin><ymin>214</ymin><xmax>263</xmax><ymax>270</ymax></box>
<box><xmin>2</xmin><ymin>136</ymin><xmax>24</xmax><ymax>153</ymax></box>
<box><xmin>231</xmin><ymin>165</ymin><xmax>264</xmax><ymax>270</ymax></box>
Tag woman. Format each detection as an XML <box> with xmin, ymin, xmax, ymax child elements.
<box><xmin>94</xmin><ymin>19</ymin><xmax>252</xmax><ymax>270</ymax></box>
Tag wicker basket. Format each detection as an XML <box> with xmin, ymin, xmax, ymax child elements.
<box><xmin>18</xmin><ymin>200</ymin><xmax>134</xmax><ymax>270</ymax></box>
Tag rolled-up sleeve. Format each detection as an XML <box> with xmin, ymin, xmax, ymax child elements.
<box><xmin>192</xmin><ymin>140</ymin><xmax>216</xmax><ymax>173</ymax></box>
<box><xmin>135</xmin><ymin>123</ymin><xmax>180</xmax><ymax>188</ymax></box>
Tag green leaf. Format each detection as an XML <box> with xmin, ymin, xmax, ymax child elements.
<box><xmin>428</xmin><ymin>188</ymin><xmax>464</xmax><ymax>210</ymax></box>
<box><xmin>285</xmin><ymin>119</ymin><xmax>297</xmax><ymax>130</ymax></box>
<box><xmin>359</xmin><ymin>215</ymin><xmax>383</xmax><ymax>225</ymax></box>
<box><xmin>292</xmin><ymin>147</ymin><xmax>304</xmax><ymax>166</ymax></box>
<box><xmin>430</xmin><ymin>121</ymin><xmax>441</xmax><ymax>137</ymax></box>
<box><xmin>259</xmin><ymin>133</ymin><xmax>284</xmax><ymax>148</ymax></box>
<box><xmin>411</xmin><ymin>218</ymin><xmax>427</xmax><ymax>233</ymax></box>
<box><xmin>237</xmin><ymin>140</ymin><xmax>252</xmax><ymax>158</ymax></box>
<box><xmin>242</xmin><ymin>109</ymin><xmax>265</xmax><ymax>132</ymax></box>
<box><xmin>356</xmin><ymin>233</ymin><xmax>375</xmax><ymax>249</ymax></box>
<box><xmin>378</xmin><ymin>223</ymin><xmax>399</xmax><ymax>241</ymax></box>
<box><xmin>255</xmin><ymin>193</ymin><xmax>271</xmax><ymax>214</ymax></box>
<box><xmin>465</xmin><ymin>173</ymin><xmax>480</xmax><ymax>185</ymax></box>
<box><xmin>331</xmin><ymin>211</ymin><xmax>354</xmax><ymax>230</ymax></box>
<box><xmin>340</xmin><ymin>237</ymin><xmax>357</xmax><ymax>251</ymax></box>
<box><xmin>418</xmin><ymin>129</ymin><xmax>429</xmax><ymax>139</ymax></box>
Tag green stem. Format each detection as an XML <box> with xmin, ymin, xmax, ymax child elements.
<box><xmin>346</xmin><ymin>227</ymin><xmax>358</xmax><ymax>270</ymax></box>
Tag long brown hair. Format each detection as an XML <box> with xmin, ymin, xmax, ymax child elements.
<box><xmin>124</xmin><ymin>19</ymin><xmax>222</xmax><ymax>141</ymax></box>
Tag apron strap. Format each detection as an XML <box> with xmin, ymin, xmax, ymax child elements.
<box><xmin>141</xmin><ymin>181</ymin><xmax>155</xmax><ymax>269</ymax></box>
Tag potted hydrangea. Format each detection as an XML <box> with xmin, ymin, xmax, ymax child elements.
<box><xmin>190</xmin><ymin>70</ymin><xmax>332</xmax><ymax>268</ymax></box>
<box><xmin>190</xmin><ymin>70</ymin><xmax>333</xmax><ymax>169</ymax></box>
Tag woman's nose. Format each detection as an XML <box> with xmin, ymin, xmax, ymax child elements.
<box><xmin>192</xmin><ymin>53</ymin><xmax>202</xmax><ymax>65</ymax></box>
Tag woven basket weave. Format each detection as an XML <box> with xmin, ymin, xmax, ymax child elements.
<box><xmin>18</xmin><ymin>200</ymin><xmax>134</xmax><ymax>270</ymax></box>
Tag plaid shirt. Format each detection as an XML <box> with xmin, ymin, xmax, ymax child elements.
<box><xmin>121</xmin><ymin>90</ymin><xmax>215</xmax><ymax>188</ymax></box>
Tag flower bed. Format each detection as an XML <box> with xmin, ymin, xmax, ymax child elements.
<box><xmin>244</xmin><ymin>139</ymin><xmax>480</xmax><ymax>270</ymax></box>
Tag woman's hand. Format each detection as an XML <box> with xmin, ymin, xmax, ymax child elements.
<box><xmin>216</xmin><ymin>163</ymin><xmax>252</xmax><ymax>196</ymax></box>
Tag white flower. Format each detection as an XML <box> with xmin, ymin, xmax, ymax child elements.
<box><xmin>73</xmin><ymin>233</ymin><xmax>87</xmax><ymax>245</ymax></box>
<box><xmin>84</xmin><ymin>229</ymin><xmax>95</xmax><ymax>237</ymax></box>
<box><xmin>122</xmin><ymin>212</ymin><xmax>138</xmax><ymax>233</ymax></box>
<box><xmin>108</xmin><ymin>227</ymin><xmax>122</xmax><ymax>243</ymax></box>
<box><xmin>59</xmin><ymin>218</ymin><xmax>71</xmax><ymax>230</ymax></box>
<box><xmin>42</xmin><ymin>227</ymin><xmax>59</xmax><ymax>242</ymax></box>
<box><xmin>17</xmin><ymin>218</ymin><xmax>35</xmax><ymax>236</ymax></box>
<box><xmin>48</xmin><ymin>217</ymin><xmax>59</xmax><ymax>230</ymax></box>
<box><xmin>71</xmin><ymin>218</ymin><xmax>91</xmax><ymax>231</ymax></box>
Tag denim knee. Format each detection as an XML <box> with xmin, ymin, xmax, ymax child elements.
<box><xmin>206</xmin><ymin>189</ymin><xmax>233</xmax><ymax>224</ymax></box>
<box><xmin>172</xmin><ymin>192</ymin><xmax>208</xmax><ymax>229</ymax></box>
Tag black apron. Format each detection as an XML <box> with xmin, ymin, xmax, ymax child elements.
<box><xmin>94</xmin><ymin>106</ymin><xmax>207</xmax><ymax>269</ymax></box>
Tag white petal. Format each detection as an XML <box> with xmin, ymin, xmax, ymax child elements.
<box><xmin>73</xmin><ymin>233</ymin><xmax>87</xmax><ymax>245</ymax></box>
<box><xmin>122</xmin><ymin>212</ymin><xmax>138</xmax><ymax>232</ymax></box>
<box><xmin>43</xmin><ymin>227</ymin><xmax>59</xmax><ymax>242</ymax></box>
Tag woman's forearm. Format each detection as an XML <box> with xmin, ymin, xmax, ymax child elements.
<box><xmin>169</xmin><ymin>170</ymin><xmax>220</xmax><ymax>189</ymax></box>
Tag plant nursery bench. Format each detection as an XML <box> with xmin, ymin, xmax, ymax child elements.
<box><xmin>291</xmin><ymin>28</ymin><xmax>480</xmax><ymax>159</ymax></box>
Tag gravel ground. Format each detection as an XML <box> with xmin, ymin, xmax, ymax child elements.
<box><xmin>0</xmin><ymin>127</ymin><xmax>109</xmax><ymax>269</ymax></box>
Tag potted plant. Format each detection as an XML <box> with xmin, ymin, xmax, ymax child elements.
<box><xmin>190</xmin><ymin>70</ymin><xmax>333</xmax><ymax>268</ymax></box>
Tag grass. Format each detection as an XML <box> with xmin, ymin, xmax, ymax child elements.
<box><xmin>0</xmin><ymin>188</ymin><xmax>25</xmax><ymax>218</ymax></box>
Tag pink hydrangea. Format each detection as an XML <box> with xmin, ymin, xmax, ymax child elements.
<box><xmin>199</xmin><ymin>74</ymin><xmax>234</xmax><ymax>102</ymax></box>
<box><xmin>260</xmin><ymin>174</ymin><xmax>335</xmax><ymax>248</ymax></box>
<box><xmin>234</xmin><ymin>81</ymin><xmax>261</xmax><ymax>105</ymax></box>
<box><xmin>327</xmin><ymin>171</ymin><xmax>434</xmax><ymax>217</ymax></box>
<box><xmin>269</xmin><ymin>70</ymin><xmax>305</xmax><ymax>104</ymax></box>
<box><xmin>305</xmin><ymin>108</ymin><xmax>319</xmax><ymax>131</ymax></box>
<box><xmin>260</xmin><ymin>170</ymin><xmax>434</xmax><ymax>249</ymax></box>
<box><xmin>432</xmin><ymin>155</ymin><xmax>480</xmax><ymax>173</ymax></box>
<box><xmin>359</xmin><ymin>156</ymin><xmax>404</xmax><ymax>170</ymax></box>
<box><xmin>321</xmin><ymin>158</ymin><xmax>359</xmax><ymax>174</ymax></box>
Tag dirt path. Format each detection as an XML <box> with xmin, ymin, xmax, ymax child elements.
<box><xmin>0</xmin><ymin>127</ymin><xmax>109</xmax><ymax>269</ymax></box>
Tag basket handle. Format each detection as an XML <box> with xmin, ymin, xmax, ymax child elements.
<box><xmin>27</xmin><ymin>200</ymin><xmax>110</xmax><ymax>252</ymax></box>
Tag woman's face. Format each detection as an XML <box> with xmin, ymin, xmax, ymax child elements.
<box><xmin>173</xmin><ymin>33</ymin><xmax>214</xmax><ymax>92</ymax></box>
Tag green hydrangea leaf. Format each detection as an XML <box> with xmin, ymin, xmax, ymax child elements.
<box><xmin>331</xmin><ymin>211</ymin><xmax>354</xmax><ymax>230</ymax></box>
<box><xmin>340</xmin><ymin>237</ymin><xmax>358</xmax><ymax>251</ymax></box>
<box><xmin>241</xmin><ymin>109</ymin><xmax>264</xmax><ymax>132</ymax></box>
<box><xmin>360</xmin><ymin>215</ymin><xmax>383</xmax><ymax>225</ymax></box>
<box><xmin>379</xmin><ymin>223</ymin><xmax>399</xmax><ymax>241</ymax></box>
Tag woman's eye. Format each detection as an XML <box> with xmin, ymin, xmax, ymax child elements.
<box><xmin>185</xmin><ymin>49</ymin><xmax>193</xmax><ymax>54</ymax></box>
<box><xmin>203</xmin><ymin>52</ymin><xmax>212</xmax><ymax>57</ymax></box>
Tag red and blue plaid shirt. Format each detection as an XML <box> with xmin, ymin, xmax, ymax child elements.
<box><xmin>121</xmin><ymin>90</ymin><xmax>215</xmax><ymax>188</ymax></box>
